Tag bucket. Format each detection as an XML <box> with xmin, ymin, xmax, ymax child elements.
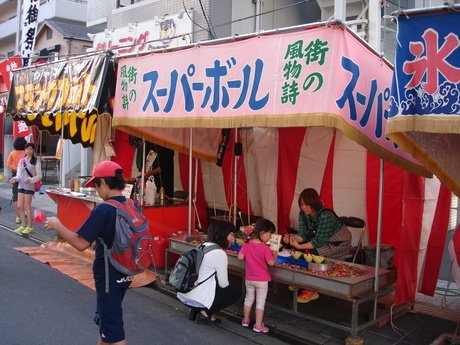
<box><xmin>152</xmin><ymin>236</ymin><xmax>169</xmax><ymax>269</ymax></box>
<box><xmin>363</xmin><ymin>243</ymin><xmax>395</xmax><ymax>269</ymax></box>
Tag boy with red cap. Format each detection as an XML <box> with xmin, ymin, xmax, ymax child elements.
<box><xmin>45</xmin><ymin>160</ymin><xmax>135</xmax><ymax>345</ymax></box>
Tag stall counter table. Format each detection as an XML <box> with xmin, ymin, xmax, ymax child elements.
<box><xmin>46</xmin><ymin>189</ymin><xmax>194</xmax><ymax>236</ymax></box>
<box><xmin>165</xmin><ymin>235</ymin><xmax>412</xmax><ymax>342</ymax></box>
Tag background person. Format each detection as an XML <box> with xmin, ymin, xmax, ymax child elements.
<box><xmin>177</xmin><ymin>220</ymin><xmax>241</xmax><ymax>324</ymax></box>
<box><xmin>7</xmin><ymin>136</ymin><xmax>27</xmax><ymax>224</ymax></box>
<box><xmin>283</xmin><ymin>188</ymin><xmax>351</xmax><ymax>302</ymax></box>
<box><xmin>45</xmin><ymin>161</ymin><xmax>133</xmax><ymax>345</ymax></box>
<box><xmin>9</xmin><ymin>142</ymin><xmax>42</xmax><ymax>235</ymax></box>
<box><xmin>238</xmin><ymin>218</ymin><xmax>277</xmax><ymax>333</ymax></box>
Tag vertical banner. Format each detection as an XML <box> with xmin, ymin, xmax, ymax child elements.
<box><xmin>387</xmin><ymin>10</ymin><xmax>460</xmax><ymax>197</ymax></box>
<box><xmin>20</xmin><ymin>0</ymin><xmax>40</xmax><ymax>67</ymax></box>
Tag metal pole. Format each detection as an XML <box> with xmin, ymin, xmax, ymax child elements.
<box><xmin>255</xmin><ymin>0</ymin><xmax>261</xmax><ymax>32</ymax></box>
<box><xmin>188</xmin><ymin>128</ymin><xmax>193</xmax><ymax>235</ymax></box>
<box><xmin>233</xmin><ymin>128</ymin><xmax>238</xmax><ymax>228</ymax></box>
<box><xmin>194</xmin><ymin>157</ymin><xmax>202</xmax><ymax>230</ymax></box>
<box><xmin>373</xmin><ymin>158</ymin><xmax>384</xmax><ymax>318</ymax></box>
<box><xmin>16</xmin><ymin>0</ymin><xmax>22</xmax><ymax>54</ymax></box>
<box><xmin>140</xmin><ymin>140</ymin><xmax>145</xmax><ymax>211</ymax></box>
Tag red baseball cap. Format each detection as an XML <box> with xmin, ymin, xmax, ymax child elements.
<box><xmin>84</xmin><ymin>161</ymin><xmax>123</xmax><ymax>187</ymax></box>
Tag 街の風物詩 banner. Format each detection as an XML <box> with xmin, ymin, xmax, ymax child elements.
<box><xmin>113</xmin><ymin>24</ymin><xmax>429</xmax><ymax>176</ymax></box>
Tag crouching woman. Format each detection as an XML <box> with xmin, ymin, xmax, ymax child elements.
<box><xmin>177</xmin><ymin>220</ymin><xmax>241</xmax><ymax>324</ymax></box>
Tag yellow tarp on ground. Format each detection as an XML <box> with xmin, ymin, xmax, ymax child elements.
<box><xmin>15</xmin><ymin>241</ymin><xmax>157</xmax><ymax>291</ymax></box>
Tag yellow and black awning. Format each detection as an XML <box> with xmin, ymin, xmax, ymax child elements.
<box><xmin>6</xmin><ymin>53</ymin><xmax>115</xmax><ymax>148</ymax></box>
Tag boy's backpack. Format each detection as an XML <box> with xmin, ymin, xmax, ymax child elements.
<box><xmin>100</xmin><ymin>198</ymin><xmax>153</xmax><ymax>292</ymax></box>
<box><xmin>169</xmin><ymin>243</ymin><xmax>220</xmax><ymax>293</ymax></box>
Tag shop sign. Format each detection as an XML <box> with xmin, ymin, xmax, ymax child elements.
<box><xmin>6</xmin><ymin>54</ymin><xmax>113</xmax><ymax>147</ymax></box>
<box><xmin>0</xmin><ymin>57</ymin><xmax>22</xmax><ymax>90</ymax></box>
<box><xmin>114</xmin><ymin>25</ymin><xmax>425</xmax><ymax>173</ymax></box>
<box><xmin>91</xmin><ymin>12</ymin><xmax>194</xmax><ymax>55</ymax></box>
<box><xmin>386</xmin><ymin>9</ymin><xmax>460</xmax><ymax>196</ymax></box>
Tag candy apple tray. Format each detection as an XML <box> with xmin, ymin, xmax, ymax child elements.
<box><xmin>229</xmin><ymin>244</ymin><xmax>310</xmax><ymax>268</ymax></box>
<box><xmin>276</xmin><ymin>255</ymin><xmax>310</xmax><ymax>268</ymax></box>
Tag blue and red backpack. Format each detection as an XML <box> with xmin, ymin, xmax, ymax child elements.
<box><xmin>100</xmin><ymin>198</ymin><xmax>153</xmax><ymax>292</ymax></box>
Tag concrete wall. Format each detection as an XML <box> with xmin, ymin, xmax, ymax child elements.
<box><xmin>88</xmin><ymin>0</ymin><xmax>232</xmax><ymax>42</ymax></box>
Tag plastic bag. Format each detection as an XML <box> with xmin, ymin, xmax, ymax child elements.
<box><xmin>145</xmin><ymin>176</ymin><xmax>157</xmax><ymax>205</ymax></box>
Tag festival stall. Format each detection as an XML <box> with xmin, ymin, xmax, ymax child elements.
<box><xmin>111</xmin><ymin>19</ymin><xmax>451</xmax><ymax>327</ymax></box>
<box><xmin>4</xmin><ymin>52</ymin><xmax>193</xmax><ymax>240</ymax></box>
<box><xmin>5</xmin><ymin>52</ymin><xmax>112</xmax><ymax>230</ymax></box>
<box><xmin>386</xmin><ymin>6</ymin><xmax>460</xmax><ymax>295</ymax></box>
<box><xmin>6</xmin><ymin>52</ymin><xmax>114</xmax><ymax>148</ymax></box>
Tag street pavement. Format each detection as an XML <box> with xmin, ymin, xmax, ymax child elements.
<box><xmin>0</xmin><ymin>179</ymin><xmax>458</xmax><ymax>345</ymax></box>
<box><xmin>0</xmin><ymin>180</ymin><xmax>292</xmax><ymax>345</ymax></box>
<box><xmin>1</xmin><ymin>228</ymin><xmax>291</xmax><ymax>345</ymax></box>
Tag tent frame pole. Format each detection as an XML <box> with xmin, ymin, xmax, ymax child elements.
<box><xmin>373</xmin><ymin>159</ymin><xmax>384</xmax><ymax>319</ymax></box>
<box><xmin>188</xmin><ymin>128</ymin><xmax>193</xmax><ymax>235</ymax></box>
<box><xmin>233</xmin><ymin>128</ymin><xmax>238</xmax><ymax>228</ymax></box>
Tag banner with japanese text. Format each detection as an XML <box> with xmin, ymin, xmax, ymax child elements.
<box><xmin>6</xmin><ymin>53</ymin><xmax>115</xmax><ymax>148</ymax></box>
<box><xmin>0</xmin><ymin>57</ymin><xmax>22</xmax><ymax>91</ymax></box>
<box><xmin>386</xmin><ymin>10</ymin><xmax>460</xmax><ymax>196</ymax></box>
<box><xmin>20</xmin><ymin>0</ymin><xmax>39</xmax><ymax>67</ymax></box>
<box><xmin>113</xmin><ymin>25</ymin><xmax>428</xmax><ymax>175</ymax></box>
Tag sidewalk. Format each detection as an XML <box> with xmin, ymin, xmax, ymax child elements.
<box><xmin>0</xmin><ymin>179</ymin><xmax>458</xmax><ymax>344</ymax></box>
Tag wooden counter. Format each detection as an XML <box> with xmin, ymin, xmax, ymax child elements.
<box><xmin>166</xmin><ymin>235</ymin><xmax>411</xmax><ymax>341</ymax></box>
<box><xmin>46</xmin><ymin>189</ymin><xmax>194</xmax><ymax>237</ymax></box>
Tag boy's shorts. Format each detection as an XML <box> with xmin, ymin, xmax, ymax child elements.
<box><xmin>94</xmin><ymin>277</ymin><xmax>132</xmax><ymax>343</ymax></box>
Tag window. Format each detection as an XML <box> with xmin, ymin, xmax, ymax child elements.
<box><xmin>116</xmin><ymin>0</ymin><xmax>135</xmax><ymax>8</ymax></box>
<box><xmin>46</xmin><ymin>28</ymin><xmax>53</xmax><ymax>40</ymax></box>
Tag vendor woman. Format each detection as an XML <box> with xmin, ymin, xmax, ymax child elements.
<box><xmin>283</xmin><ymin>188</ymin><xmax>351</xmax><ymax>260</ymax></box>
<box><xmin>283</xmin><ymin>188</ymin><xmax>352</xmax><ymax>303</ymax></box>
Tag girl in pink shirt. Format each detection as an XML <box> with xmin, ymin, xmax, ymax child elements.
<box><xmin>238</xmin><ymin>218</ymin><xmax>278</xmax><ymax>333</ymax></box>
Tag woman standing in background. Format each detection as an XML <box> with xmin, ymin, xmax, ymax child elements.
<box><xmin>9</xmin><ymin>142</ymin><xmax>42</xmax><ymax>235</ymax></box>
<box><xmin>7</xmin><ymin>137</ymin><xmax>27</xmax><ymax>224</ymax></box>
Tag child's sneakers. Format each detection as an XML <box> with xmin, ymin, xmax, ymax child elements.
<box><xmin>14</xmin><ymin>226</ymin><xmax>26</xmax><ymax>233</ymax></box>
<box><xmin>15</xmin><ymin>217</ymin><xmax>21</xmax><ymax>224</ymax></box>
<box><xmin>253</xmin><ymin>323</ymin><xmax>269</xmax><ymax>333</ymax></box>
<box><xmin>297</xmin><ymin>290</ymin><xmax>319</xmax><ymax>303</ymax></box>
<box><xmin>22</xmin><ymin>227</ymin><xmax>35</xmax><ymax>235</ymax></box>
<box><xmin>241</xmin><ymin>319</ymin><xmax>250</xmax><ymax>327</ymax></box>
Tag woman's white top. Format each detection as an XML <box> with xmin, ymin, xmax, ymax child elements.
<box><xmin>12</xmin><ymin>157</ymin><xmax>42</xmax><ymax>191</ymax></box>
<box><xmin>177</xmin><ymin>242</ymin><xmax>229</xmax><ymax>309</ymax></box>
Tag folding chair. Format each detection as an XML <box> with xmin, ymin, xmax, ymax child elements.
<box><xmin>340</xmin><ymin>216</ymin><xmax>366</xmax><ymax>263</ymax></box>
